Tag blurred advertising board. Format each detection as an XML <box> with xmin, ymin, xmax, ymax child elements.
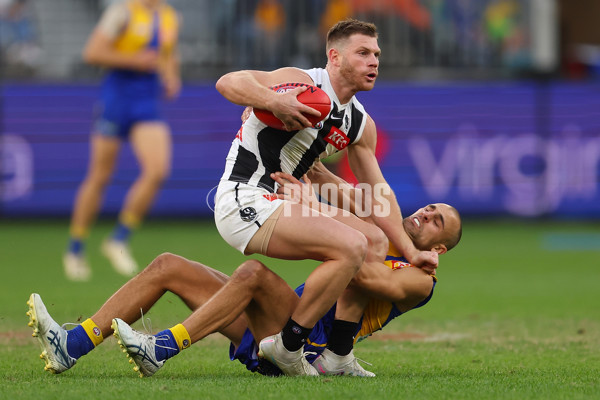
<box><xmin>2</xmin><ymin>82</ymin><xmax>599</xmax><ymax>217</ymax></box>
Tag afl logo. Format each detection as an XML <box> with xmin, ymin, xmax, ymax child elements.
<box><xmin>239</xmin><ymin>207</ymin><xmax>258</xmax><ymax>222</ymax></box>
<box><xmin>93</xmin><ymin>327</ymin><xmax>101</xmax><ymax>337</ymax></box>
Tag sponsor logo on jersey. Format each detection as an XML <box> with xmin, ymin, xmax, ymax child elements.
<box><xmin>325</xmin><ymin>126</ymin><xmax>350</xmax><ymax>150</ymax></box>
<box><xmin>263</xmin><ymin>193</ymin><xmax>278</xmax><ymax>202</ymax></box>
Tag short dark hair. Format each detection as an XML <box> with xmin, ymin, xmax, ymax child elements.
<box><xmin>326</xmin><ymin>19</ymin><xmax>378</xmax><ymax>50</ymax></box>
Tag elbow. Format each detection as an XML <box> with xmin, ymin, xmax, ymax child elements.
<box><xmin>82</xmin><ymin>47</ymin><xmax>97</xmax><ymax>65</ymax></box>
<box><xmin>215</xmin><ymin>73</ymin><xmax>233</xmax><ymax>96</ymax></box>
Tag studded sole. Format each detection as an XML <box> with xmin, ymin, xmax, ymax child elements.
<box><xmin>111</xmin><ymin>319</ymin><xmax>145</xmax><ymax>378</ymax></box>
<box><xmin>26</xmin><ymin>294</ymin><xmax>58</xmax><ymax>373</ymax></box>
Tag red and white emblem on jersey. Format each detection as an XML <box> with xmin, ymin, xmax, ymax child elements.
<box><xmin>263</xmin><ymin>193</ymin><xmax>278</xmax><ymax>202</ymax></box>
<box><xmin>235</xmin><ymin>126</ymin><xmax>243</xmax><ymax>141</ymax></box>
<box><xmin>324</xmin><ymin>126</ymin><xmax>349</xmax><ymax>150</ymax></box>
<box><xmin>390</xmin><ymin>260</ymin><xmax>411</xmax><ymax>270</ymax></box>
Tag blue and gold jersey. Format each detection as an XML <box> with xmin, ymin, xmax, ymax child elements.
<box><xmin>113</xmin><ymin>0</ymin><xmax>178</xmax><ymax>56</ymax></box>
<box><xmin>355</xmin><ymin>243</ymin><xmax>437</xmax><ymax>343</ymax></box>
<box><xmin>95</xmin><ymin>1</ymin><xmax>179</xmax><ymax>137</ymax></box>
<box><xmin>103</xmin><ymin>0</ymin><xmax>178</xmax><ymax>94</ymax></box>
<box><xmin>230</xmin><ymin>244</ymin><xmax>437</xmax><ymax>374</ymax></box>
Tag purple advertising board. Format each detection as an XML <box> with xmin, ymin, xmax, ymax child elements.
<box><xmin>2</xmin><ymin>82</ymin><xmax>599</xmax><ymax>218</ymax></box>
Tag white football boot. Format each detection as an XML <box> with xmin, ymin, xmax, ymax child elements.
<box><xmin>101</xmin><ymin>239</ymin><xmax>138</xmax><ymax>277</ymax></box>
<box><xmin>112</xmin><ymin>318</ymin><xmax>169</xmax><ymax>377</ymax></box>
<box><xmin>312</xmin><ymin>348</ymin><xmax>375</xmax><ymax>377</ymax></box>
<box><xmin>258</xmin><ymin>332</ymin><xmax>318</xmax><ymax>376</ymax></box>
<box><xmin>63</xmin><ymin>252</ymin><xmax>91</xmax><ymax>281</ymax></box>
<box><xmin>26</xmin><ymin>293</ymin><xmax>77</xmax><ymax>373</ymax></box>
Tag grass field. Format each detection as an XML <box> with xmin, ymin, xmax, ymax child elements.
<box><xmin>1</xmin><ymin>217</ymin><xmax>599</xmax><ymax>399</ymax></box>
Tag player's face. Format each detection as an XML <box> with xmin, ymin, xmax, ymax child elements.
<box><xmin>403</xmin><ymin>203</ymin><xmax>460</xmax><ymax>251</ymax></box>
<box><xmin>338</xmin><ymin>34</ymin><xmax>380</xmax><ymax>92</ymax></box>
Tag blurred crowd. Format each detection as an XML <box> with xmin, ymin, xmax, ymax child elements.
<box><xmin>1</xmin><ymin>0</ymin><xmax>599</xmax><ymax>81</ymax></box>
<box><xmin>0</xmin><ymin>0</ymin><xmax>41</xmax><ymax>76</ymax></box>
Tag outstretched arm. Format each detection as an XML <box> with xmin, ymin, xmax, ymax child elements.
<box><xmin>348</xmin><ymin>116</ymin><xmax>438</xmax><ymax>270</ymax></box>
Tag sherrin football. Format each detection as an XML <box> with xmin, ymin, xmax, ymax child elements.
<box><xmin>254</xmin><ymin>83</ymin><xmax>331</xmax><ymax>130</ymax></box>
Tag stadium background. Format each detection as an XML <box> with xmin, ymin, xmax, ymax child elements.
<box><xmin>2</xmin><ymin>0</ymin><xmax>599</xmax><ymax>219</ymax></box>
<box><xmin>1</xmin><ymin>2</ymin><xmax>599</xmax><ymax>398</ymax></box>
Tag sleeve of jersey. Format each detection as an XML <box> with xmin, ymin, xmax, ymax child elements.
<box><xmin>97</xmin><ymin>2</ymin><xmax>129</xmax><ymax>40</ymax></box>
<box><xmin>351</xmin><ymin>100</ymin><xmax>368</xmax><ymax>144</ymax></box>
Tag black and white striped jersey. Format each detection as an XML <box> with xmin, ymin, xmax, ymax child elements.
<box><xmin>220</xmin><ymin>68</ymin><xmax>368</xmax><ymax>192</ymax></box>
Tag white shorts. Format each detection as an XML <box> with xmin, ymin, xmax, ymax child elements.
<box><xmin>214</xmin><ymin>180</ymin><xmax>285</xmax><ymax>254</ymax></box>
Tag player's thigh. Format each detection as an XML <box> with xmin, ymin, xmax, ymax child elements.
<box><xmin>156</xmin><ymin>253</ymin><xmax>230</xmax><ymax>310</ymax></box>
<box><xmin>87</xmin><ymin>134</ymin><xmax>121</xmax><ymax>181</ymax></box>
<box><xmin>130</xmin><ymin>122</ymin><xmax>172</xmax><ymax>176</ymax></box>
<box><xmin>266</xmin><ymin>202</ymin><xmax>367</xmax><ymax>261</ymax></box>
<box><xmin>321</xmin><ymin>202</ymin><xmax>388</xmax><ymax>260</ymax></box>
<box><xmin>241</xmin><ymin>261</ymin><xmax>300</xmax><ymax>341</ymax></box>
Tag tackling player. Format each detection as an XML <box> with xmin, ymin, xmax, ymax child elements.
<box><xmin>213</xmin><ymin>18</ymin><xmax>438</xmax><ymax>375</ymax></box>
<box><xmin>27</xmin><ymin>173</ymin><xmax>461</xmax><ymax>377</ymax></box>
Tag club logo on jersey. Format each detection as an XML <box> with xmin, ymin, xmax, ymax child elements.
<box><xmin>239</xmin><ymin>207</ymin><xmax>258</xmax><ymax>222</ymax></box>
<box><xmin>389</xmin><ymin>260</ymin><xmax>411</xmax><ymax>270</ymax></box>
<box><xmin>325</xmin><ymin>126</ymin><xmax>350</xmax><ymax>150</ymax></box>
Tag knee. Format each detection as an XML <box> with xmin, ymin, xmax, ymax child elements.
<box><xmin>365</xmin><ymin>225</ymin><xmax>388</xmax><ymax>262</ymax></box>
<box><xmin>341</xmin><ymin>232</ymin><xmax>368</xmax><ymax>274</ymax></box>
<box><xmin>144</xmin><ymin>165</ymin><xmax>170</xmax><ymax>186</ymax></box>
<box><xmin>85</xmin><ymin>169</ymin><xmax>112</xmax><ymax>188</ymax></box>
<box><xmin>142</xmin><ymin>252</ymin><xmax>181</xmax><ymax>279</ymax></box>
<box><xmin>230</xmin><ymin>259</ymin><xmax>267</xmax><ymax>287</ymax></box>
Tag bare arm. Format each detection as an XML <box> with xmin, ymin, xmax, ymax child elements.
<box><xmin>348</xmin><ymin>116</ymin><xmax>438</xmax><ymax>269</ymax></box>
<box><xmin>215</xmin><ymin>68</ymin><xmax>321</xmax><ymax>131</ymax></box>
<box><xmin>158</xmin><ymin>24</ymin><xmax>181</xmax><ymax>99</ymax></box>
<box><xmin>350</xmin><ymin>263</ymin><xmax>434</xmax><ymax>311</ymax></box>
<box><xmin>306</xmin><ymin>161</ymin><xmax>363</xmax><ymax>217</ymax></box>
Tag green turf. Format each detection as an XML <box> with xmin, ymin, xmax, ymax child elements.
<box><xmin>1</xmin><ymin>218</ymin><xmax>599</xmax><ymax>399</ymax></box>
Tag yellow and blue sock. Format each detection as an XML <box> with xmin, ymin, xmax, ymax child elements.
<box><xmin>66</xmin><ymin>319</ymin><xmax>103</xmax><ymax>359</ymax></box>
<box><xmin>111</xmin><ymin>223</ymin><xmax>132</xmax><ymax>242</ymax></box>
<box><xmin>154</xmin><ymin>324</ymin><xmax>191</xmax><ymax>362</ymax></box>
<box><xmin>112</xmin><ymin>212</ymin><xmax>140</xmax><ymax>242</ymax></box>
<box><xmin>68</xmin><ymin>238</ymin><xmax>85</xmax><ymax>255</ymax></box>
<box><xmin>68</xmin><ymin>227</ymin><xmax>88</xmax><ymax>255</ymax></box>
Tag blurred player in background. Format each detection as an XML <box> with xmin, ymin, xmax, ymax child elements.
<box><xmin>26</xmin><ymin>174</ymin><xmax>461</xmax><ymax>377</ymax></box>
<box><xmin>63</xmin><ymin>0</ymin><xmax>181</xmax><ymax>281</ymax></box>
<box><xmin>213</xmin><ymin>19</ymin><xmax>438</xmax><ymax>375</ymax></box>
